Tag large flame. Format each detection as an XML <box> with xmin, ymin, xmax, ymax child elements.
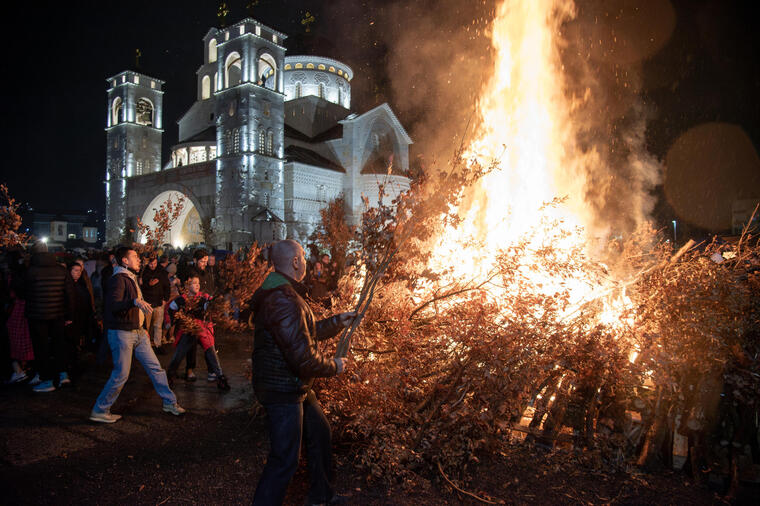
<box><xmin>429</xmin><ymin>0</ymin><xmax>629</xmax><ymax>321</ymax></box>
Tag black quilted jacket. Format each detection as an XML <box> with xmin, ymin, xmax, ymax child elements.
<box><xmin>24</xmin><ymin>253</ymin><xmax>75</xmax><ymax>321</ymax></box>
<box><xmin>251</xmin><ymin>271</ymin><xmax>343</xmax><ymax>403</ymax></box>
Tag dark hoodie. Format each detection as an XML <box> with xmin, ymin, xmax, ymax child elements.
<box><xmin>251</xmin><ymin>271</ymin><xmax>343</xmax><ymax>403</ymax></box>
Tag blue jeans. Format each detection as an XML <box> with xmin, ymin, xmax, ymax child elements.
<box><xmin>93</xmin><ymin>329</ymin><xmax>177</xmax><ymax>413</ymax></box>
<box><xmin>252</xmin><ymin>390</ymin><xmax>334</xmax><ymax>505</ymax></box>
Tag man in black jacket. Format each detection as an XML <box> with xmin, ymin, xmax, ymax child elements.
<box><xmin>90</xmin><ymin>246</ymin><xmax>185</xmax><ymax>423</ymax></box>
<box><xmin>25</xmin><ymin>241</ymin><xmax>75</xmax><ymax>392</ymax></box>
<box><xmin>141</xmin><ymin>254</ymin><xmax>170</xmax><ymax>353</ymax></box>
<box><xmin>251</xmin><ymin>239</ymin><xmax>354</xmax><ymax>506</ymax></box>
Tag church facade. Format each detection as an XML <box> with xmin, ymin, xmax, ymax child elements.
<box><xmin>105</xmin><ymin>17</ymin><xmax>412</xmax><ymax>250</ymax></box>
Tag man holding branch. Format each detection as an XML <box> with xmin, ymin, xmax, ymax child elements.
<box><xmin>251</xmin><ymin>239</ymin><xmax>355</xmax><ymax>506</ymax></box>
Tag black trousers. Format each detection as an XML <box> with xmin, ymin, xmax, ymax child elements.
<box><xmin>28</xmin><ymin>319</ymin><xmax>65</xmax><ymax>382</ymax></box>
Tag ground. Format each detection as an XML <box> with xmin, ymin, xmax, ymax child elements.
<box><xmin>0</xmin><ymin>334</ymin><xmax>746</xmax><ymax>505</ymax></box>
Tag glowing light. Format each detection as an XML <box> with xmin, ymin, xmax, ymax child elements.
<box><xmin>426</xmin><ymin>0</ymin><xmax>633</xmax><ymax>327</ymax></box>
<box><xmin>41</xmin><ymin>236</ymin><xmax>48</xmax><ymax>243</ymax></box>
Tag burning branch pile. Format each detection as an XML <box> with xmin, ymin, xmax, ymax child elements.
<box><xmin>310</xmin><ymin>170</ymin><xmax>759</xmax><ymax>493</ymax></box>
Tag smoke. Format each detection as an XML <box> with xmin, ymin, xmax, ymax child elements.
<box><xmin>326</xmin><ymin>0</ymin><xmax>669</xmax><ymax>235</ymax></box>
<box><xmin>558</xmin><ymin>0</ymin><xmax>672</xmax><ymax>236</ymax></box>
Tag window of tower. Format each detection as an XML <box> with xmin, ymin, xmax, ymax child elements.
<box><xmin>209</xmin><ymin>39</ymin><xmax>217</xmax><ymax>63</ymax></box>
<box><xmin>225</xmin><ymin>52</ymin><xmax>242</xmax><ymax>88</ymax></box>
<box><xmin>295</xmin><ymin>82</ymin><xmax>302</xmax><ymax>98</ymax></box>
<box><xmin>259</xmin><ymin>129</ymin><xmax>266</xmax><ymax>154</ymax></box>
<box><xmin>136</xmin><ymin>160</ymin><xmax>144</xmax><ymax>176</ymax></box>
<box><xmin>111</xmin><ymin>97</ymin><xmax>123</xmax><ymax>126</ymax></box>
<box><xmin>201</xmin><ymin>75</ymin><xmax>211</xmax><ymax>99</ymax></box>
<box><xmin>258</xmin><ymin>53</ymin><xmax>277</xmax><ymax>90</ymax></box>
<box><xmin>266</xmin><ymin>130</ymin><xmax>274</xmax><ymax>156</ymax></box>
<box><xmin>135</xmin><ymin>98</ymin><xmax>154</xmax><ymax>126</ymax></box>
<box><xmin>233</xmin><ymin>128</ymin><xmax>240</xmax><ymax>153</ymax></box>
<box><xmin>318</xmin><ymin>83</ymin><xmax>325</xmax><ymax>99</ymax></box>
<box><xmin>214</xmin><ymin>72</ymin><xmax>219</xmax><ymax>91</ymax></box>
<box><xmin>134</xmin><ymin>75</ymin><xmax>140</xmax><ymax>84</ymax></box>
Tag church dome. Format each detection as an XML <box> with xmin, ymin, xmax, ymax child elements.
<box><xmin>283</xmin><ymin>56</ymin><xmax>352</xmax><ymax>109</ymax></box>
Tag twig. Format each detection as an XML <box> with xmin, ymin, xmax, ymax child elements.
<box><xmin>155</xmin><ymin>497</ymin><xmax>171</xmax><ymax>506</ymax></box>
<box><xmin>437</xmin><ymin>461</ymin><xmax>498</xmax><ymax>504</ymax></box>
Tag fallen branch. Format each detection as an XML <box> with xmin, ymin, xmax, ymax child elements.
<box><xmin>437</xmin><ymin>461</ymin><xmax>499</xmax><ymax>504</ymax></box>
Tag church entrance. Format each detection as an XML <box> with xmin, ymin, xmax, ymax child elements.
<box><xmin>138</xmin><ymin>190</ymin><xmax>204</xmax><ymax>248</ymax></box>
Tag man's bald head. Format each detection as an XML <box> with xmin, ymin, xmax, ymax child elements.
<box><xmin>271</xmin><ymin>240</ymin><xmax>307</xmax><ymax>281</ymax></box>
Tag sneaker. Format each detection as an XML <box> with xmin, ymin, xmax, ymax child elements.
<box><xmin>207</xmin><ymin>372</ymin><xmax>217</xmax><ymax>382</ymax></box>
<box><xmin>9</xmin><ymin>371</ymin><xmax>28</xmax><ymax>384</ymax></box>
<box><xmin>89</xmin><ymin>410</ymin><xmax>122</xmax><ymax>423</ymax></box>
<box><xmin>32</xmin><ymin>380</ymin><xmax>56</xmax><ymax>393</ymax></box>
<box><xmin>217</xmin><ymin>375</ymin><xmax>231</xmax><ymax>391</ymax></box>
<box><xmin>185</xmin><ymin>371</ymin><xmax>197</xmax><ymax>382</ymax></box>
<box><xmin>59</xmin><ymin>372</ymin><xmax>71</xmax><ymax>386</ymax></box>
<box><xmin>163</xmin><ymin>403</ymin><xmax>186</xmax><ymax>416</ymax></box>
<box><xmin>27</xmin><ymin>373</ymin><xmax>41</xmax><ymax>386</ymax></box>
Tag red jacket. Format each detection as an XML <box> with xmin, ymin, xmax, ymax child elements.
<box><xmin>168</xmin><ymin>292</ymin><xmax>215</xmax><ymax>350</ymax></box>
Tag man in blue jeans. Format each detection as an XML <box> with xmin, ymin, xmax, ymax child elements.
<box><xmin>90</xmin><ymin>246</ymin><xmax>185</xmax><ymax>423</ymax></box>
<box><xmin>251</xmin><ymin>240</ymin><xmax>354</xmax><ymax>505</ymax></box>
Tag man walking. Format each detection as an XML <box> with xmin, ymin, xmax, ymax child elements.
<box><xmin>251</xmin><ymin>239</ymin><xmax>354</xmax><ymax>506</ymax></box>
<box><xmin>141</xmin><ymin>254</ymin><xmax>170</xmax><ymax>354</ymax></box>
<box><xmin>90</xmin><ymin>246</ymin><xmax>185</xmax><ymax>423</ymax></box>
<box><xmin>24</xmin><ymin>241</ymin><xmax>75</xmax><ymax>392</ymax></box>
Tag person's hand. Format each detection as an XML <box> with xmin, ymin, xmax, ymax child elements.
<box><xmin>334</xmin><ymin>357</ymin><xmax>347</xmax><ymax>374</ymax></box>
<box><xmin>149</xmin><ymin>278</ymin><xmax>159</xmax><ymax>286</ymax></box>
<box><xmin>134</xmin><ymin>299</ymin><xmax>153</xmax><ymax>315</ymax></box>
<box><xmin>337</xmin><ymin>312</ymin><xmax>357</xmax><ymax>328</ymax></box>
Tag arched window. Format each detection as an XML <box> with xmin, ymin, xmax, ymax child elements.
<box><xmin>295</xmin><ymin>82</ymin><xmax>302</xmax><ymax>98</ymax></box>
<box><xmin>111</xmin><ymin>97</ymin><xmax>123</xmax><ymax>126</ymax></box>
<box><xmin>225</xmin><ymin>52</ymin><xmax>242</xmax><ymax>88</ymax></box>
<box><xmin>208</xmin><ymin>39</ymin><xmax>217</xmax><ymax>63</ymax></box>
<box><xmin>259</xmin><ymin>129</ymin><xmax>266</xmax><ymax>154</ymax></box>
<box><xmin>266</xmin><ymin>130</ymin><xmax>274</xmax><ymax>156</ymax></box>
<box><xmin>201</xmin><ymin>75</ymin><xmax>211</xmax><ymax>99</ymax></box>
<box><xmin>257</xmin><ymin>53</ymin><xmax>277</xmax><ymax>90</ymax></box>
<box><xmin>135</xmin><ymin>97</ymin><xmax>154</xmax><ymax>126</ymax></box>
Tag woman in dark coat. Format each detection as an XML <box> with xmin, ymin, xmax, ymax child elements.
<box><xmin>65</xmin><ymin>262</ymin><xmax>95</xmax><ymax>378</ymax></box>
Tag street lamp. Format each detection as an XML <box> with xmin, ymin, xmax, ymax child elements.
<box><xmin>672</xmin><ymin>220</ymin><xmax>677</xmax><ymax>244</ymax></box>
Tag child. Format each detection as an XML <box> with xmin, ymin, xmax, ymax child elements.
<box><xmin>166</xmin><ymin>275</ymin><xmax>230</xmax><ymax>390</ymax></box>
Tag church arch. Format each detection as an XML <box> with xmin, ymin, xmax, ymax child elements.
<box><xmin>208</xmin><ymin>39</ymin><xmax>217</xmax><ymax>63</ymax></box>
<box><xmin>201</xmin><ymin>75</ymin><xmax>211</xmax><ymax>99</ymax></box>
<box><xmin>225</xmin><ymin>51</ymin><xmax>242</xmax><ymax>88</ymax></box>
<box><xmin>111</xmin><ymin>97</ymin><xmax>123</xmax><ymax>126</ymax></box>
<box><xmin>138</xmin><ymin>189</ymin><xmax>205</xmax><ymax>248</ymax></box>
<box><xmin>135</xmin><ymin>97</ymin><xmax>154</xmax><ymax>126</ymax></box>
<box><xmin>257</xmin><ymin>52</ymin><xmax>277</xmax><ymax>90</ymax></box>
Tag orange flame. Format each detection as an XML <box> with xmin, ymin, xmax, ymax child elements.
<box><xmin>428</xmin><ymin>0</ymin><xmax>631</xmax><ymax>323</ymax></box>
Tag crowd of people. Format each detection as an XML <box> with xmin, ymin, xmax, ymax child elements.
<box><xmin>1</xmin><ymin>239</ymin><xmax>355</xmax><ymax>504</ymax></box>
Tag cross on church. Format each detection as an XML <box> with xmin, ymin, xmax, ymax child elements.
<box><xmin>301</xmin><ymin>12</ymin><xmax>315</xmax><ymax>33</ymax></box>
<box><xmin>217</xmin><ymin>2</ymin><xmax>229</xmax><ymax>27</ymax></box>
<box><xmin>135</xmin><ymin>48</ymin><xmax>141</xmax><ymax>69</ymax></box>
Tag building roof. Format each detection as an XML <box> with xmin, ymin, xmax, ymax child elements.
<box><xmin>284</xmin><ymin>145</ymin><xmax>345</xmax><ymax>173</ymax></box>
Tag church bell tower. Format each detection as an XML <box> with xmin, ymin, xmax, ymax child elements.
<box><xmin>104</xmin><ymin>71</ymin><xmax>164</xmax><ymax>245</ymax></box>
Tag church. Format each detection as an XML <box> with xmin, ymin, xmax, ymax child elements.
<box><xmin>104</xmin><ymin>17</ymin><xmax>412</xmax><ymax>250</ymax></box>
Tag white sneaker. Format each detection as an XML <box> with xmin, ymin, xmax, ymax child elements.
<box><xmin>89</xmin><ymin>410</ymin><xmax>122</xmax><ymax>423</ymax></box>
<box><xmin>27</xmin><ymin>373</ymin><xmax>41</xmax><ymax>386</ymax></box>
<box><xmin>9</xmin><ymin>371</ymin><xmax>28</xmax><ymax>383</ymax></box>
<box><xmin>162</xmin><ymin>403</ymin><xmax>186</xmax><ymax>416</ymax></box>
<box><xmin>59</xmin><ymin>372</ymin><xmax>71</xmax><ymax>385</ymax></box>
<box><xmin>207</xmin><ymin>372</ymin><xmax>217</xmax><ymax>382</ymax></box>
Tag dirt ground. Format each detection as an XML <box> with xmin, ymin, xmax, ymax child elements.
<box><xmin>0</xmin><ymin>334</ymin><xmax>750</xmax><ymax>505</ymax></box>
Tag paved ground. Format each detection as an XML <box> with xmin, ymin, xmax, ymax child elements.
<box><xmin>0</xmin><ymin>334</ymin><xmax>275</xmax><ymax>505</ymax></box>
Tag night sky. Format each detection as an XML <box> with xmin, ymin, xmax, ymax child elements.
<box><xmin>1</xmin><ymin>0</ymin><xmax>758</xmax><ymax>236</ymax></box>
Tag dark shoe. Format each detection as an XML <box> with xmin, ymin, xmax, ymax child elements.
<box><xmin>168</xmin><ymin>376</ymin><xmax>175</xmax><ymax>389</ymax></box>
<box><xmin>217</xmin><ymin>375</ymin><xmax>231</xmax><ymax>391</ymax></box>
<box><xmin>153</xmin><ymin>346</ymin><xmax>166</xmax><ymax>355</ymax></box>
<box><xmin>308</xmin><ymin>493</ymin><xmax>350</xmax><ymax>506</ymax></box>
<box><xmin>184</xmin><ymin>371</ymin><xmax>197</xmax><ymax>382</ymax></box>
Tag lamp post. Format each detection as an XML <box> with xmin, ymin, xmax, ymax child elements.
<box><xmin>672</xmin><ymin>220</ymin><xmax>677</xmax><ymax>244</ymax></box>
